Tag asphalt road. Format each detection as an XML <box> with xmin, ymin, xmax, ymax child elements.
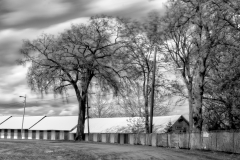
<box><xmin>0</xmin><ymin>139</ymin><xmax>239</xmax><ymax>160</ymax></box>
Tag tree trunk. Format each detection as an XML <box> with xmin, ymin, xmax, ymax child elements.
<box><xmin>74</xmin><ymin>71</ymin><xmax>93</xmax><ymax>141</ymax></box>
<box><xmin>182</xmin><ymin>72</ymin><xmax>193</xmax><ymax>133</ymax></box>
<box><xmin>144</xmin><ymin>73</ymin><xmax>150</xmax><ymax>133</ymax></box>
<box><xmin>192</xmin><ymin>61</ymin><xmax>205</xmax><ymax>133</ymax></box>
<box><xmin>187</xmin><ymin>86</ymin><xmax>193</xmax><ymax>133</ymax></box>
<box><xmin>72</xmin><ymin>80</ymin><xmax>90</xmax><ymax>141</ymax></box>
<box><xmin>227</xmin><ymin>101</ymin><xmax>235</xmax><ymax>129</ymax></box>
<box><xmin>73</xmin><ymin>80</ymin><xmax>87</xmax><ymax>141</ymax></box>
<box><xmin>75</xmin><ymin>93</ymin><xmax>87</xmax><ymax>141</ymax></box>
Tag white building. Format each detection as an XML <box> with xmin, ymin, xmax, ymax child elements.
<box><xmin>0</xmin><ymin>116</ymin><xmax>46</xmax><ymax>139</ymax></box>
<box><xmin>29</xmin><ymin>116</ymin><xmax>78</xmax><ymax>140</ymax></box>
<box><xmin>71</xmin><ymin>115</ymin><xmax>189</xmax><ymax>134</ymax></box>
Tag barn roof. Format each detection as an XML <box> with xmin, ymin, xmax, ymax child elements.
<box><xmin>0</xmin><ymin>116</ymin><xmax>46</xmax><ymax>129</ymax></box>
<box><xmin>29</xmin><ymin>116</ymin><xmax>78</xmax><ymax>131</ymax></box>
<box><xmin>71</xmin><ymin>115</ymin><xmax>186</xmax><ymax>133</ymax></box>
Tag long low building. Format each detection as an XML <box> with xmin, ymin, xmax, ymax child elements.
<box><xmin>0</xmin><ymin>116</ymin><xmax>46</xmax><ymax>139</ymax></box>
<box><xmin>29</xmin><ymin>116</ymin><xmax>78</xmax><ymax>140</ymax></box>
<box><xmin>71</xmin><ymin>115</ymin><xmax>189</xmax><ymax>134</ymax></box>
<box><xmin>0</xmin><ymin>116</ymin><xmax>77</xmax><ymax>140</ymax></box>
<box><xmin>0</xmin><ymin>115</ymin><xmax>188</xmax><ymax>141</ymax></box>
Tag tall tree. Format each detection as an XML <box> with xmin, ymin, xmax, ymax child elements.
<box><xmin>120</xmin><ymin>19</ymin><xmax>155</xmax><ymax>133</ymax></box>
<box><xmin>202</xmin><ymin>0</ymin><xmax>240</xmax><ymax>130</ymax></box>
<box><xmin>19</xmin><ymin>15</ymin><xmax>131</xmax><ymax>140</ymax></box>
<box><xmin>120</xmin><ymin>15</ymin><xmax>178</xmax><ymax>132</ymax></box>
<box><xmin>160</xmin><ymin>0</ymin><xmax>228</xmax><ymax>133</ymax></box>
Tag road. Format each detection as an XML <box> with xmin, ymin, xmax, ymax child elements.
<box><xmin>0</xmin><ymin>139</ymin><xmax>239</xmax><ymax>160</ymax></box>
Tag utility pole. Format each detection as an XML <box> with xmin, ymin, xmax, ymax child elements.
<box><xmin>19</xmin><ymin>95</ymin><xmax>26</xmax><ymax>138</ymax></box>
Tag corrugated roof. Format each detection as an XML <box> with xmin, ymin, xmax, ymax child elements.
<box><xmin>0</xmin><ymin>116</ymin><xmax>46</xmax><ymax>129</ymax></box>
<box><xmin>71</xmin><ymin>115</ymin><xmax>184</xmax><ymax>133</ymax></box>
<box><xmin>0</xmin><ymin>116</ymin><xmax>12</xmax><ymax>125</ymax></box>
<box><xmin>29</xmin><ymin>116</ymin><xmax>78</xmax><ymax>131</ymax></box>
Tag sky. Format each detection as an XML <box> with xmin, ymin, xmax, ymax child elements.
<box><xmin>0</xmin><ymin>0</ymin><xmax>188</xmax><ymax>117</ymax></box>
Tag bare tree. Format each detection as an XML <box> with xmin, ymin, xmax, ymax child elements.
<box><xmin>160</xmin><ymin>0</ymin><xmax>229</xmax><ymax>133</ymax></box>
<box><xmin>119</xmin><ymin>16</ymin><xmax>181</xmax><ymax>132</ymax></box>
<box><xmin>19</xmin><ymin>15</ymin><xmax>131</xmax><ymax>140</ymax></box>
<box><xmin>120</xmin><ymin>19</ymin><xmax>155</xmax><ymax>133</ymax></box>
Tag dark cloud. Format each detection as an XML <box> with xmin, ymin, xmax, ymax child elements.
<box><xmin>0</xmin><ymin>0</ymin><xmax>12</xmax><ymax>14</ymax></box>
<box><xmin>0</xmin><ymin>0</ymin><xmax>166</xmax><ymax>67</ymax></box>
<box><xmin>0</xmin><ymin>0</ymin><xmax>166</xmax><ymax>30</ymax></box>
<box><xmin>0</xmin><ymin>33</ymin><xmax>23</xmax><ymax>67</ymax></box>
<box><xmin>0</xmin><ymin>0</ymin><xmax>89</xmax><ymax>30</ymax></box>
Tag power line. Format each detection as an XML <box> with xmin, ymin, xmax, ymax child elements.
<box><xmin>27</xmin><ymin>95</ymin><xmax>76</xmax><ymax>102</ymax></box>
<box><xmin>1</xmin><ymin>91</ymin><xmax>114</xmax><ymax>106</ymax></box>
<box><xmin>0</xmin><ymin>95</ymin><xmax>77</xmax><ymax>106</ymax></box>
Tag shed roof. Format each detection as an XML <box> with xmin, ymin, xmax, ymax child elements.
<box><xmin>71</xmin><ymin>115</ymin><xmax>185</xmax><ymax>133</ymax></box>
<box><xmin>0</xmin><ymin>116</ymin><xmax>46</xmax><ymax>129</ymax></box>
<box><xmin>29</xmin><ymin>116</ymin><xmax>78</xmax><ymax>131</ymax></box>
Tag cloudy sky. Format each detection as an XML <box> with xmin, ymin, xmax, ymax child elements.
<box><xmin>0</xmin><ymin>0</ymin><xmax>188</xmax><ymax>117</ymax></box>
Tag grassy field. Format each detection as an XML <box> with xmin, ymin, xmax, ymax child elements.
<box><xmin>0</xmin><ymin>140</ymin><xmax>95</xmax><ymax>160</ymax></box>
<box><xmin>0</xmin><ymin>139</ymin><xmax>239</xmax><ymax>160</ymax></box>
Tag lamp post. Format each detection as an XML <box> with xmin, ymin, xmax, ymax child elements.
<box><xmin>19</xmin><ymin>95</ymin><xmax>26</xmax><ymax>138</ymax></box>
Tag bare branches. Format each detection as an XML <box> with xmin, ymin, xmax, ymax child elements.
<box><xmin>19</xmin><ymin>15</ymin><xmax>137</xmax><ymax>141</ymax></box>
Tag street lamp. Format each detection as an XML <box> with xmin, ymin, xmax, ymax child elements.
<box><xmin>19</xmin><ymin>95</ymin><xmax>26</xmax><ymax>138</ymax></box>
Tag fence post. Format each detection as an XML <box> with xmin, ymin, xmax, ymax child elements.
<box><xmin>151</xmin><ymin>133</ymin><xmax>157</xmax><ymax>147</ymax></box>
<box><xmin>233</xmin><ymin>131</ymin><xmax>234</xmax><ymax>153</ymax></box>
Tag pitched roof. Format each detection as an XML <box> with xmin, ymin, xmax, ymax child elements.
<box><xmin>0</xmin><ymin>116</ymin><xmax>12</xmax><ymax>125</ymax></box>
<box><xmin>71</xmin><ymin>115</ymin><xmax>186</xmax><ymax>133</ymax></box>
<box><xmin>0</xmin><ymin>116</ymin><xmax>46</xmax><ymax>129</ymax></box>
<box><xmin>29</xmin><ymin>116</ymin><xmax>78</xmax><ymax>131</ymax></box>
